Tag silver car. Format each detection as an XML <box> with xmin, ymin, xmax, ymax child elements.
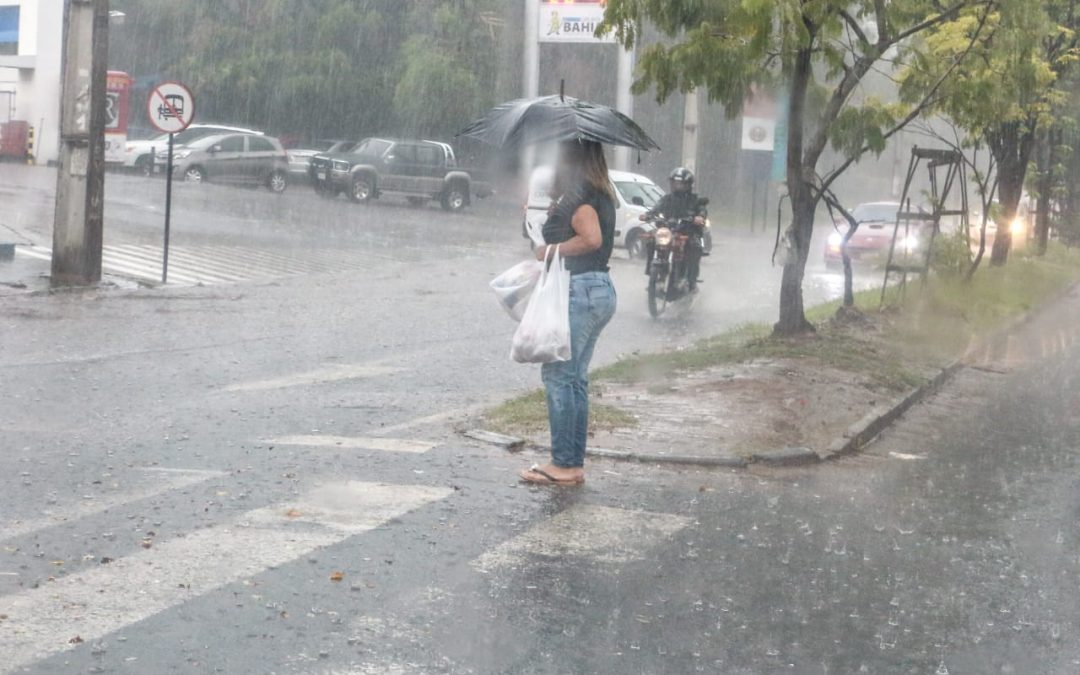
<box><xmin>158</xmin><ymin>133</ymin><xmax>290</xmax><ymax>193</ymax></box>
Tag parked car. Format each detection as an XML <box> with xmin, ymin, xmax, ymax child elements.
<box><xmin>286</xmin><ymin>140</ymin><xmax>360</xmax><ymax>181</ymax></box>
<box><xmin>309</xmin><ymin>137</ymin><xmax>492</xmax><ymax>211</ymax></box>
<box><xmin>124</xmin><ymin>124</ymin><xmax>263</xmax><ymax>175</ymax></box>
<box><xmin>824</xmin><ymin>201</ymin><xmax>933</xmax><ymax>268</ymax></box>
<box><xmin>522</xmin><ymin>167</ymin><xmax>706</xmax><ymax>258</ymax></box>
<box><xmin>157</xmin><ymin>133</ymin><xmax>289</xmax><ymax>193</ymax></box>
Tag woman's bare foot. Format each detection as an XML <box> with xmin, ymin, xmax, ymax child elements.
<box><xmin>519</xmin><ymin>463</ymin><xmax>585</xmax><ymax>486</ymax></box>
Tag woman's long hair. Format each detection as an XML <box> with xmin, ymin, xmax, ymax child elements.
<box><xmin>553</xmin><ymin>140</ymin><xmax>615</xmax><ymax>201</ymax></box>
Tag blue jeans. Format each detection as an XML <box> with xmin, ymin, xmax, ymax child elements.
<box><xmin>541</xmin><ymin>271</ymin><xmax>617</xmax><ymax>468</ymax></box>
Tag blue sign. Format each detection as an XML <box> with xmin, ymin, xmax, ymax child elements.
<box><xmin>0</xmin><ymin>6</ymin><xmax>18</xmax><ymax>46</ymax></box>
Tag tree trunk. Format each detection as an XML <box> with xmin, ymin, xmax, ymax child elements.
<box><xmin>774</xmin><ymin>46</ymin><xmax>816</xmax><ymax>336</ymax></box>
<box><xmin>992</xmin><ymin>164</ymin><xmax>1023</xmax><ymax>266</ymax></box>
<box><xmin>776</xmin><ymin>194</ymin><xmax>816</xmax><ymax>334</ymax></box>
<box><xmin>988</xmin><ymin>122</ymin><xmax>1036</xmax><ymax>266</ymax></box>
<box><xmin>1034</xmin><ymin>128</ymin><xmax>1058</xmax><ymax>256</ymax></box>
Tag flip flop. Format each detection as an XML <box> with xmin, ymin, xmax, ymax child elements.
<box><xmin>520</xmin><ymin>464</ymin><xmax>585</xmax><ymax>486</ymax></box>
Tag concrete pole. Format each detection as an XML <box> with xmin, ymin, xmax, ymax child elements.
<box><xmin>524</xmin><ymin>0</ymin><xmax>540</xmax><ymax>99</ymax></box>
<box><xmin>51</xmin><ymin>0</ymin><xmax>109</xmax><ymax>287</ymax></box>
<box><xmin>681</xmin><ymin>89</ymin><xmax>699</xmax><ymax>174</ymax></box>
<box><xmin>521</xmin><ymin>0</ymin><xmax>540</xmax><ymax>181</ymax></box>
<box><xmin>614</xmin><ymin>46</ymin><xmax>634</xmax><ymax>171</ymax></box>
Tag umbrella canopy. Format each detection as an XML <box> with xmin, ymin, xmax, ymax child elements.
<box><xmin>456</xmin><ymin>95</ymin><xmax>660</xmax><ymax>151</ymax></box>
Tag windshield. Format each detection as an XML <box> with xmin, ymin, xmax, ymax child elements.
<box><xmin>352</xmin><ymin>138</ymin><xmax>393</xmax><ymax>157</ymax></box>
<box><xmin>852</xmin><ymin>203</ymin><xmax>901</xmax><ymax>223</ymax></box>
<box><xmin>615</xmin><ymin>181</ymin><xmax>663</xmax><ymax>208</ymax></box>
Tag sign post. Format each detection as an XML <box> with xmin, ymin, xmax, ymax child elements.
<box><xmin>146</xmin><ymin>81</ymin><xmax>195</xmax><ymax>284</ymax></box>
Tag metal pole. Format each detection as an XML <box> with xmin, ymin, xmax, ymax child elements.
<box><xmin>162</xmin><ymin>133</ymin><xmax>173</xmax><ymax>284</ymax></box>
<box><xmin>520</xmin><ymin>0</ymin><xmax>540</xmax><ymax>181</ymax></box>
<box><xmin>681</xmin><ymin>89</ymin><xmax>699</xmax><ymax>174</ymax></box>
<box><xmin>51</xmin><ymin>0</ymin><xmax>109</xmax><ymax>287</ymax></box>
<box><xmin>524</xmin><ymin>0</ymin><xmax>540</xmax><ymax>99</ymax></box>
<box><xmin>614</xmin><ymin>46</ymin><xmax>634</xmax><ymax>171</ymax></box>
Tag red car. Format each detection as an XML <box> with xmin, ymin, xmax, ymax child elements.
<box><xmin>824</xmin><ymin>201</ymin><xmax>932</xmax><ymax>268</ymax></box>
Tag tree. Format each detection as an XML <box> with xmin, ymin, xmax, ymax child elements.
<box><xmin>907</xmin><ymin>0</ymin><xmax>1080</xmax><ymax>265</ymax></box>
<box><xmin>602</xmin><ymin>0</ymin><xmax>994</xmax><ymax>335</ymax></box>
<box><xmin>393</xmin><ymin>1</ymin><xmax>506</xmax><ymax>137</ymax></box>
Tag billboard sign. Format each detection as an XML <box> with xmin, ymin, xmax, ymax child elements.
<box><xmin>539</xmin><ymin>0</ymin><xmax>615</xmax><ymax>44</ymax></box>
<box><xmin>105</xmin><ymin>71</ymin><xmax>132</xmax><ymax>164</ymax></box>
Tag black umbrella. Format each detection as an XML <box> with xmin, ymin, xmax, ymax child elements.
<box><xmin>456</xmin><ymin>94</ymin><xmax>660</xmax><ymax>151</ymax></box>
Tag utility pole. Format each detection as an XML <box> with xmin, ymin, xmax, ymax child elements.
<box><xmin>681</xmin><ymin>89</ymin><xmax>699</xmax><ymax>174</ymax></box>
<box><xmin>613</xmin><ymin>46</ymin><xmax>634</xmax><ymax>171</ymax></box>
<box><xmin>51</xmin><ymin>0</ymin><xmax>109</xmax><ymax>287</ymax></box>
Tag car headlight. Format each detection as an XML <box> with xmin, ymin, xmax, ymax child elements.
<box><xmin>654</xmin><ymin>227</ymin><xmax>673</xmax><ymax>247</ymax></box>
<box><xmin>827</xmin><ymin>231</ymin><xmax>843</xmax><ymax>248</ymax></box>
<box><xmin>1010</xmin><ymin>218</ymin><xmax>1025</xmax><ymax>236</ymax></box>
<box><xmin>174</xmin><ymin>150</ymin><xmax>192</xmax><ymax>159</ymax></box>
<box><xmin>902</xmin><ymin>234</ymin><xmax>919</xmax><ymax>252</ymax></box>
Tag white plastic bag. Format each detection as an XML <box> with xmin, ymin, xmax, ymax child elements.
<box><xmin>490</xmin><ymin>260</ymin><xmax>543</xmax><ymax>322</ymax></box>
<box><xmin>511</xmin><ymin>246</ymin><xmax>571</xmax><ymax>363</ymax></box>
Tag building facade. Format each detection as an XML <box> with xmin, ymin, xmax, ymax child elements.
<box><xmin>0</xmin><ymin>0</ymin><xmax>63</xmax><ymax>164</ymax></box>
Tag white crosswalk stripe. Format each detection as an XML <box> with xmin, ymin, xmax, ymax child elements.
<box><xmin>0</xmin><ymin>480</ymin><xmax>452</xmax><ymax>674</ymax></box>
<box><xmin>14</xmin><ymin>244</ymin><xmax>370</xmax><ymax>286</ymax></box>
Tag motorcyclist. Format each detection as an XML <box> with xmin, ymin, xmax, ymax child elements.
<box><xmin>641</xmin><ymin>167</ymin><xmax>708</xmax><ymax>292</ymax></box>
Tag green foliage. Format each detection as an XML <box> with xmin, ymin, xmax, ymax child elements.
<box><xmin>930</xmin><ymin>229</ymin><xmax>974</xmax><ymax>279</ymax></box>
<box><xmin>109</xmin><ymin>0</ymin><xmax>507</xmax><ymax>138</ymax></box>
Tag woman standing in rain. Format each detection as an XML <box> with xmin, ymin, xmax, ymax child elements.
<box><xmin>520</xmin><ymin>139</ymin><xmax>617</xmax><ymax>486</ymax></box>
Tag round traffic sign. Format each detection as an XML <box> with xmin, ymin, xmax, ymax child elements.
<box><xmin>147</xmin><ymin>81</ymin><xmax>196</xmax><ymax>134</ymax></box>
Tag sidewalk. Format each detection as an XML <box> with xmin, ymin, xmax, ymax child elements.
<box><xmin>479</xmin><ymin>254</ymin><xmax>1080</xmax><ymax>466</ymax></box>
<box><xmin>0</xmin><ymin>249</ymin><xmax>50</xmax><ymax>296</ymax></box>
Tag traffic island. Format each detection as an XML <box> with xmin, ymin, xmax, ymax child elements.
<box><xmin>472</xmin><ymin>246</ymin><xmax>1080</xmax><ymax>468</ymax></box>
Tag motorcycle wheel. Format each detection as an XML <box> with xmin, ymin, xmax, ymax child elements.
<box><xmin>648</xmin><ymin>267</ymin><xmax>668</xmax><ymax>319</ymax></box>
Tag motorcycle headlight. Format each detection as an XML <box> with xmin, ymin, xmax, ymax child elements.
<box><xmin>1010</xmin><ymin>218</ymin><xmax>1025</xmax><ymax>236</ymax></box>
<box><xmin>655</xmin><ymin>227</ymin><xmax>673</xmax><ymax>247</ymax></box>
<box><xmin>703</xmin><ymin>218</ymin><xmax>712</xmax><ymax>229</ymax></box>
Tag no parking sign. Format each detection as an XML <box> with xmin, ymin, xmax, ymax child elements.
<box><xmin>147</xmin><ymin>82</ymin><xmax>195</xmax><ymax>134</ymax></box>
<box><xmin>146</xmin><ymin>81</ymin><xmax>195</xmax><ymax>284</ymax></box>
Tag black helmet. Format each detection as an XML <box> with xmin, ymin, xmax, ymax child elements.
<box><xmin>669</xmin><ymin>167</ymin><xmax>694</xmax><ymax>192</ymax></box>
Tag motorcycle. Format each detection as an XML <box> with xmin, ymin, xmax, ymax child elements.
<box><xmin>640</xmin><ymin>198</ymin><xmax>709</xmax><ymax>318</ymax></box>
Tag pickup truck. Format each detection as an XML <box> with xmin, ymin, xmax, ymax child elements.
<box><xmin>308</xmin><ymin>137</ymin><xmax>493</xmax><ymax>211</ymax></box>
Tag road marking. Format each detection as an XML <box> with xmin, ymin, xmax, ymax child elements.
<box><xmin>888</xmin><ymin>451</ymin><xmax>927</xmax><ymax>461</ymax></box>
<box><xmin>14</xmin><ymin>244</ymin><xmax>372</xmax><ymax>287</ymax></box>
<box><xmin>266</xmin><ymin>435</ymin><xmax>437</xmax><ymax>454</ymax></box>
<box><xmin>471</xmin><ymin>504</ymin><xmax>691</xmax><ymax>572</ymax></box>
<box><xmin>0</xmin><ymin>481</ymin><xmax>452</xmax><ymax>674</ymax></box>
<box><xmin>371</xmin><ymin>407</ymin><xmax>479</xmax><ymax>436</ymax></box>
<box><xmin>224</xmin><ymin>363</ymin><xmax>404</xmax><ymax>392</ymax></box>
<box><xmin>0</xmin><ymin>468</ymin><xmax>225</xmax><ymax>544</ymax></box>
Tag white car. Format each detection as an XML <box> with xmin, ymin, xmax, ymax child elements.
<box><xmin>122</xmin><ymin>124</ymin><xmax>263</xmax><ymax>175</ymax></box>
<box><xmin>522</xmin><ymin>167</ymin><xmax>667</xmax><ymax>257</ymax></box>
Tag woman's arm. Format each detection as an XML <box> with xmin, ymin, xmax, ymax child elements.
<box><xmin>536</xmin><ymin>204</ymin><xmax>601</xmax><ymax>260</ymax></box>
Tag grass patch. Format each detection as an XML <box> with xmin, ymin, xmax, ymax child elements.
<box><xmin>482</xmin><ymin>389</ymin><xmax>638</xmax><ymax>437</ymax></box>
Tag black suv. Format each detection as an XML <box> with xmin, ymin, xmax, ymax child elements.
<box><xmin>309</xmin><ymin>138</ymin><xmax>491</xmax><ymax>211</ymax></box>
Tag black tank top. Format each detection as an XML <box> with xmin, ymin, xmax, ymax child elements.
<box><xmin>541</xmin><ymin>184</ymin><xmax>617</xmax><ymax>274</ymax></box>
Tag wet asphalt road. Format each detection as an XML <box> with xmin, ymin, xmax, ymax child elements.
<box><xmin>3</xmin><ymin>166</ymin><xmax>1078</xmax><ymax>673</ymax></box>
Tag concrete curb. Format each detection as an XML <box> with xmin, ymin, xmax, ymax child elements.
<box><xmin>815</xmin><ymin>360</ymin><xmax>965</xmax><ymax>462</ymax></box>
<box><xmin>816</xmin><ymin>279</ymin><xmax>1080</xmax><ymax>464</ymax></box>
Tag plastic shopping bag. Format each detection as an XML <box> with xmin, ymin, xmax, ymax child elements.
<box><xmin>511</xmin><ymin>246</ymin><xmax>571</xmax><ymax>363</ymax></box>
<box><xmin>490</xmin><ymin>260</ymin><xmax>543</xmax><ymax>322</ymax></box>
